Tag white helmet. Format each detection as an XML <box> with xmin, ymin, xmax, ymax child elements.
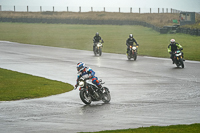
<box><xmin>170</xmin><ymin>39</ymin><xmax>175</xmax><ymax>43</ymax></box>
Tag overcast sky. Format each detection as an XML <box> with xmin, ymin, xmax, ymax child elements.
<box><xmin>0</xmin><ymin>0</ymin><xmax>200</xmax><ymax>12</ymax></box>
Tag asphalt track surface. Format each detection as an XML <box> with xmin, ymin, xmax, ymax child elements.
<box><xmin>0</xmin><ymin>41</ymin><xmax>200</xmax><ymax>133</ymax></box>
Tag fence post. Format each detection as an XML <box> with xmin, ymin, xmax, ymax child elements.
<box><xmin>53</xmin><ymin>6</ymin><xmax>54</xmax><ymax>12</ymax></box>
<box><xmin>130</xmin><ymin>7</ymin><xmax>132</xmax><ymax>13</ymax></box>
<box><xmin>0</xmin><ymin>5</ymin><xmax>1</xmax><ymax>11</ymax></box>
<box><xmin>104</xmin><ymin>7</ymin><xmax>105</xmax><ymax>12</ymax></box>
<box><xmin>158</xmin><ymin>8</ymin><xmax>159</xmax><ymax>13</ymax></box>
<box><xmin>79</xmin><ymin>6</ymin><xmax>81</xmax><ymax>12</ymax></box>
<box><xmin>150</xmin><ymin>8</ymin><xmax>151</xmax><ymax>13</ymax></box>
<box><xmin>91</xmin><ymin>7</ymin><xmax>93</xmax><ymax>12</ymax></box>
<box><xmin>27</xmin><ymin>6</ymin><xmax>29</xmax><ymax>12</ymax></box>
<box><xmin>14</xmin><ymin>6</ymin><xmax>15</xmax><ymax>12</ymax></box>
<box><xmin>40</xmin><ymin>6</ymin><xmax>42</xmax><ymax>12</ymax></box>
<box><xmin>119</xmin><ymin>7</ymin><xmax>120</xmax><ymax>13</ymax></box>
<box><xmin>139</xmin><ymin>8</ymin><xmax>140</xmax><ymax>13</ymax></box>
<box><xmin>67</xmin><ymin>7</ymin><xmax>68</xmax><ymax>12</ymax></box>
<box><xmin>171</xmin><ymin>8</ymin><xmax>173</xmax><ymax>13</ymax></box>
<box><xmin>162</xmin><ymin>8</ymin><xmax>164</xmax><ymax>13</ymax></box>
<box><xmin>166</xmin><ymin>8</ymin><xmax>168</xmax><ymax>13</ymax></box>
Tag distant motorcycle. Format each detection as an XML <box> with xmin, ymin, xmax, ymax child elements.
<box><xmin>94</xmin><ymin>41</ymin><xmax>104</xmax><ymax>56</ymax></box>
<box><xmin>127</xmin><ymin>45</ymin><xmax>139</xmax><ymax>60</ymax></box>
<box><xmin>173</xmin><ymin>48</ymin><xmax>184</xmax><ymax>68</ymax></box>
<box><xmin>75</xmin><ymin>77</ymin><xmax>111</xmax><ymax>105</ymax></box>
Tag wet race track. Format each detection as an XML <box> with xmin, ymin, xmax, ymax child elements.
<box><xmin>0</xmin><ymin>41</ymin><xmax>200</xmax><ymax>133</ymax></box>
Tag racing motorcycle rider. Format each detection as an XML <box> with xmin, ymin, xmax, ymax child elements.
<box><xmin>93</xmin><ymin>32</ymin><xmax>104</xmax><ymax>51</ymax></box>
<box><xmin>75</xmin><ymin>62</ymin><xmax>102</xmax><ymax>90</ymax></box>
<box><xmin>168</xmin><ymin>39</ymin><xmax>184</xmax><ymax>64</ymax></box>
<box><xmin>126</xmin><ymin>34</ymin><xmax>139</xmax><ymax>54</ymax></box>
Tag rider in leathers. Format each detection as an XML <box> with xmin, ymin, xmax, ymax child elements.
<box><xmin>126</xmin><ymin>34</ymin><xmax>139</xmax><ymax>54</ymax></box>
<box><xmin>75</xmin><ymin>62</ymin><xmax>102</xmax><ymax>89</ymax></box>
<box><xmin>93</xmin><ymin>32</ymin><xmax>104</xmax><ymax>51</ymax></box>
<box><xmin>168</xmin><ymin>39</ymin><xmax>184</xmax><ymax>64</ymax></box>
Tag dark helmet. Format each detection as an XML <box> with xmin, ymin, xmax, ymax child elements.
<box><xmin>129</xmin><ymin>34</ymin><xmax>133</xmax><ymax>38</ymax></box>
<box><xmin>96</xmin><ymin>32</ymin><xmax>99</xmax><ymax>36</ymax></box>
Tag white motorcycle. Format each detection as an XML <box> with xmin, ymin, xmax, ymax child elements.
<box><xmin>94</xmin><ymin>42</ymin><xmax>103</xmax><ymax>56</ymax></box>
<box><xmin>127</xmin><ymin>45</ymin><xmax>139</xmax><ymax>60</ymax></box>
<box><xmin>75</xmin><ymin>77</ymin><xmax>111</xmax><ymax>105</ymax></box>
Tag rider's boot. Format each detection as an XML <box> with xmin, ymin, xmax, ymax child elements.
<box><xmin>126</xmin><ymin>50</ymin><xmax>129</xmax><ymax>55</ymax></box>
<box><xmin>98</xmin><ymin>84</ymin><xmax>103</xmax><ymax>93</ymax></box>
<box><xmin>172</xmin><ymin>59</ymin><xmax>175</xmax><ymax>64</ymax></box>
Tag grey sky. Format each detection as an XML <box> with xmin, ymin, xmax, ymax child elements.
<box><xmin>0</xmin><ymin>0</ymin><xmax>200</xmax><ymax>12</ymax></box>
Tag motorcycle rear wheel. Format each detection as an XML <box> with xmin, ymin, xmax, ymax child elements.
<box><xmin>101</xmin><ymin>87</ymin><xmax>111</xmax><ymax>103</ymax></box>
<box><xmin>80</xmin><ymin>90</ymin><xmax>92</xmax><ymax>105</ymax></box>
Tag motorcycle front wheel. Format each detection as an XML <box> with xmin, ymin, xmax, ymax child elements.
<box><xmin>101</xmin><ymin>87</ymin><xmax>111</xmax><ymax>104</ymax></box>
<box><xmin>99</xmin><ymin>48</ymin><xmax>102</xmax><ymax>56</ymax></box>
<box><xmin>127</xmin><ymin>52</ymin><xmax>131</xmax><ymax>60</ymax></box>
<box><xmin>180</xmin><ymin>58</ymin><xmax>184</xmax><ymax>68</ymax></box>
<box><xmin>80</xmin><ymin>89</ymin><xmax>92</xmax><ymax>105</ymax></box>
<box><xmin>134</xmin><ymin>52</ymin><xmax>137</xmax><ymax>61</ymax></box>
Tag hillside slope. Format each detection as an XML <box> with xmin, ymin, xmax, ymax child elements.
<box><xmin>0</xmin><ymin>11</ymin><xmax>180</xmax><ymax>27</ymax></box>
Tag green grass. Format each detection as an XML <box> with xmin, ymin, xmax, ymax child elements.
<box><xmin>0</xmin><ymin>22</ymin><xmax>200</xmax><ymax>61</ymax></box>
<box><xmin>0</xmin><ymin>12</ymin><xmax>180</xmax><ymax>27</ymax></box>
<box><xmin>0</xmin><ymin>68</ymin><xmax>73</xmax><ymax>101</ymax></box>
<box><xmin>80</xmin><ymin>123</ymin><xmax>200</xmax><ymax>133</ymax></box>
<box><xmin>0</xmin><ymin>22</ymin><xmax>200</xmax><ymax>132</ymax></box>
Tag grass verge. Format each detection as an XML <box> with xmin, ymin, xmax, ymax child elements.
<box><xmin>0</xmin><ymin>22</ymin><xmax>199</xmax><ymax>132</ymax></box>
<box><xmin>0</xmin><ymin>68</ymin><xmax>73</xmax><ymax>101</ymax></box>
<box><xmin>0</xmin><ymin>22</ymin><xmax>200</xmax><ymax>61</ymax></box>
<box><xmin>80</xmin><ymin>123</ymin><xmax>200</xmax><ymax>133</ymax></box>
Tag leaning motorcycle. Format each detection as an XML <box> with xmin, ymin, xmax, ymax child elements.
<box><xmin>173</xmin><ymin>49</ymin><xmax>184</xmax><ymax>68</ymax></box>
<box><xmin>75</xmin><ymin>77</ymin><xmax>111</xmax><ymax>105</ymax></box>
<box><xmin>94</xmin><ymin>42</ymin><xmax>103</xmax><ymax>56</ymax></box>
<box><xmin>127</xmin><ymin>45</ymin><xmax>139</xmax><ymax>60</ymax></box>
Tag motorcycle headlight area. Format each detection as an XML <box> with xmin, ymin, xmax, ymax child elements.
<box><xmin>132</xmin><ymin>47</ymin><xmax>137</xmax><ymax>50</ymax></box>
<box><xmin>79</xmin><ymin>81</ymin><xmax>84</xmax><ymax>87</ymax></box>
<box><xmin>176</xmin><ymin>53</ymin><xmax>182</xmax><ymax>56</ymax></box>
<box><xmin>97</xmin><ymin>43</ymin><xmax>102</xmax><ymax>47</ymax></box>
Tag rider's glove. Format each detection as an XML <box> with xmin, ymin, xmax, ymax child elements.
<box><xmin>169</xmin><ymin>52</ymin><xmax>172</xmax><ymax>54</ymax></box>
<box><xmin>74</xmin><ymin>85</ymin><xmax>77</xmax><ymax>90</ymax></box>
<box><xmin>89</xmin><ymin>76</ymin><xmax>93</xmax><ymax>78</ymax></box>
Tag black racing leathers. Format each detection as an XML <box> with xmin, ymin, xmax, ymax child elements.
<box><xmin>167</xmin><ymin>42</ymin><xmax>183</xmax><ymax>63</ymax></box>
<box><xmin>93</xmin><ymin>35</ymin><xmax>102</xmax><ymax>51</ymax></box>
<box><xmin>126</xmin><ymin>38</ymin><xmax>138</xmax><ymax>53</ymax></box>
<box><xmin>93</xmin><ymin>35</ymin><xmax>102</xmax><ymax>43</ymax></box>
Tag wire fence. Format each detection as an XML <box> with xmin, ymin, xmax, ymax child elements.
<box><xmin>0</xmin><ymin>5</ymin><xmax>199</xmax><ymax>35</ymax></box>
<box><xmin>0</xmin><ymin>5</ymin><xmax>181</xmax><ymax>13</ymax></box>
